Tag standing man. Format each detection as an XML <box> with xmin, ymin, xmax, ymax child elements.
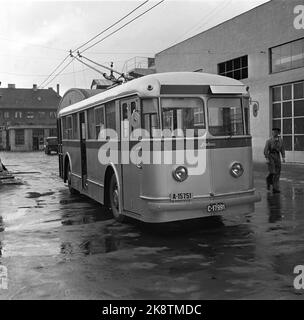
<box><xmin>0</xmin><ymin>158</ymin><xmax>8</xmax><ymax>172</ymax></box>
<box><xmin>264</xmin><ymin>128</ymin><xmax>285</xmax><ymax>193</ymax></box>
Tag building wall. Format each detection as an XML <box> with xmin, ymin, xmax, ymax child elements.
<box><xmin>155</xmin><ymin>0</ymin><xmax>304</xmax><ymax>162</ymax></box>
<box><xmin>0</xmin><ymin>108</ymin><xmax>57</xmax><ymax>151</ymax></box>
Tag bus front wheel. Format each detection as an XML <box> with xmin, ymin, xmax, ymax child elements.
<box><xmin>109</xmin><ymin>174</ymin><xmax>125</xmax><ymax>222</ymax></box>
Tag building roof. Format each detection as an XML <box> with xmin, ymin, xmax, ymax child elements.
<box><xmin>0</xmin><ymin>87</ymin><xmax>61</xmax><ymax>110</ymax></box>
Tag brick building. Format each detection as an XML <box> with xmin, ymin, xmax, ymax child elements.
<box><xmin>0</xmin><ymin>84</ymin><xmax>61</xmax><ymax>151</ymax></box>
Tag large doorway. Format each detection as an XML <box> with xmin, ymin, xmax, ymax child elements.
<box><xmin>32</xmin><ymin>129</ymin><xmax>44</xmax><ymax>151</ymax></box>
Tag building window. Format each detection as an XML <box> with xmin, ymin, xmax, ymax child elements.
<box><xmin>50</xmin><ymin>111</ymin><xmax>57</xmax><ymax>119</ymax></box>
<box><xmin>26</xmin><ymin>112</ymin><xmax>35</xmax><ymax>119</ymax></box>
<box><xmin>4</xmin><ymin>112</ymin><xmax>9</xmax><ymax>119</ymax></box>
<box><xmin>15</xmin><ymin>129</ymin><xmax>25</xmax><ymax>145</ymax></box>
<box><xmin>218</xmin><ymin>55</ymin><xmax>248</xmax><ymax>80</ymax></box>
<box><xmin>14</xmin><ymin>111</ymin><xmax>22</xmax><ymax>119</ymax></box>
<box><xmin>272</xmin><ymin>81</ymin><xmax>304</xmax><ymax>151</ymax></box>
<box><xmin>38</xmin><ymin>112</ymin><xmax>46</xmax><ymax>119</ymax></box>
<box><xmin>271</xmin><ymin>38</ymin><xmax>304</xmax><ymax>73</ymax></box>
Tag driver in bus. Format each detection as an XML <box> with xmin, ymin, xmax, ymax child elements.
<box><xmin>264</xmin><ymin>127</ymin><xmax>285</xmax><ymax>193</ymax></box>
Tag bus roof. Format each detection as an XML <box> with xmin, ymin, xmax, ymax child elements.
<box><xmin>58</xmin><ymin>72</ymin><xmax>247</xmax><ymax>117</ymax></box>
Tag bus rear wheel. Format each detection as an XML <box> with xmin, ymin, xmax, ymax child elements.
<box><xmin>67</xmin><ymin>163</ymin><xmax>78</xmax><ymax>195</ymax></box>
<box><xmin>109</xmin><ymin>174</ymin><xmax>125</xmax><ymax>222</ymax></box>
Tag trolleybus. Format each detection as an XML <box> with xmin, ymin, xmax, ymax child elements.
<box><xmin>58</xmin><ymin>72</ymin><xmax>260</xmax><ymax>223</ymax></box>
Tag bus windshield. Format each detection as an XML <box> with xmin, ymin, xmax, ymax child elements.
<box><xmin>161</xmin><ymin>98</ymin><xmax>205</xmax><ymax>137</ymax></box>
<box><xmin>208</xmin><ymin>98</ymin><xmax>244</xmax><ymax>136</ymax></box>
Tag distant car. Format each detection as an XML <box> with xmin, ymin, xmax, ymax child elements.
<box><xmin>44</xmin><ymin>137</ymin><xmax>58</xmax><ymax>155</ymax></box>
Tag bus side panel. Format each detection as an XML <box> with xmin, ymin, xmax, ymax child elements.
<box><xmin>63</xmin><ymin>141</ymin><xmax>82</xmax><ymax>187</ymax></box>
<box><xmin>85</xmin><ymin>141</ymin><xmax>107</xmax><ymax>204</ymax></box>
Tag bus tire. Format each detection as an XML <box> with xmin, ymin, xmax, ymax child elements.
<box><xmin>67</xmin><ymin>163</ymin><xmax>78</xmax><ymax>195</ymax></box>
<box><xmin>109</xmin><ymin>174</ymin><xmax>125</xmax><ymax>222</ymax></box>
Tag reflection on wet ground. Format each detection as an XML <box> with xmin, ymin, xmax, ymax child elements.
<box><xmin>0</xmin><ymin>153</ymin><xmax>304</xmax><ymax>299</ymax></box>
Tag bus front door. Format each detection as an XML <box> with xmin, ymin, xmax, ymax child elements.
<box><xmin>79</xmin><ymin>112</ymin><xmax>87</xmax><ymax>189</ymax></box>
<box><xmin>121</xmin><ymin>98</ymin><xmax>144</xmax><ymax>216</ymax></box>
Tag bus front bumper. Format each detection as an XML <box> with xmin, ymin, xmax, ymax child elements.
<box><xmin>140</xmin><ymin>190</ymin><xmax>261</xmax><ymax>223</ymax></box>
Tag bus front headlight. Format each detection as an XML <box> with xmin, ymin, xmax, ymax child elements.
<box><xmin>230</xmin><ymin>162</ymin><xmax>244</xmax><ymax>178</ymax></box>
<box><xmin>173</xmin><ymin>166</ymin><xmax>188</xmax><ymax>182</ymax></box>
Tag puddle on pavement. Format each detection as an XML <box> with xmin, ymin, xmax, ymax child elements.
<box><xmin>59</xmin><ymin>233</ymin><xmax>121</xmax><ymax>256</ymax></box>
<box><xmin>26</xmin><ymin>191</ymin><xmax>55</xmax><ymax>198</ymax></box>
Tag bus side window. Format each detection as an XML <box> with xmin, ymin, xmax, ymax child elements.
<box><xmin>121</xmin><ymin>102</ymin><xmax>129</xmax><ymax>139</ymax></box>
<box><xmin>130</xmin><ymin>101</ymin><xmax>141</xmax><ymax>139</ymax></box>
<box><xmin>105</xmin><ymin>101</ymin><xmax>116</xmax><ymax>131</ymax></box>
<box><xmin>95</xmin><ymin>106</ymin><xmax>105</xmax><ymax>140</ymax></box>
<box><xmin>87</xmin><ymin>108</ymin><xmax>95</xmax><ymax>139</ymax></box>
<box><xmin>72</xmin><ymin>113</ymin><xmax>78</xmax><ymax>139</ymax></box>
<box><xmin>66</xmin><ymin>116</ymin><xmax>72</xmax><ymax>139</ymax></box>
<box><xmin>142</xmin><ymin>99</ymin><xmax>160</xmax><ymax>138</ymax></box>
<box><xmin>62</xmin><ymin>117</ymin><xmax>66</xmax><ymax>139</ymax></box>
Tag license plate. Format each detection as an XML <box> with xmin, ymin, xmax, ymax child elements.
<box><xmin>170</xmin><ymin>192</ymin><xmax>193</xmax><ymax>201</ymax></box>
<box><xmin>207</xmin><ymin>203</ymin><xmax>226</xmax><ymax>213</ymax></box>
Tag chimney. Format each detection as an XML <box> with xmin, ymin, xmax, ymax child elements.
<box><xmin>33</xmin><ymin>84</ymin><xmax>38</xmax><ymax>91</ymax></box>
<box><xmin>56</xmin><ymin>84</ymin><xmax>60</xmax><ymax>95</ymax></box>
<box><xmin>8</xmin><ymin>84</ymin><xmax>15</xmax><ymax>89</ymax></box>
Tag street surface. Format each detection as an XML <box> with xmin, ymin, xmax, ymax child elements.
<box><xmin>0</xmin><ymin>152</ymin><xmax>304</xmax><ymax>299</ymax></box>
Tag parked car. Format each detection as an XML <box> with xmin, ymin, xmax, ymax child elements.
<box><xmin>44</xmin><ymin>137</ymin><xmax>58</xmax><ymax>155</ymax></box>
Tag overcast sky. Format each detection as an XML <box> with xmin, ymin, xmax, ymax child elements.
<box><xmin>0</xmin><ymin>0</ymin><xmax>269</xmax><ymax>95</ymax></box>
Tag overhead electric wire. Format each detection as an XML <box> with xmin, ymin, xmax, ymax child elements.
<box><xmin>40</xmin><ymin>57</ymin><xmax>76</xmax><ymax>89</ymax></box>
<box><xmin>38</xmin><ymin>54</ymin><xmax>70</xmax><ymax>88</ymax></box>
<box><xmin>72</xmin><ymin>0</ymin><xmax>150</xmax><ymax>53</ymax></box>
<box><xmin>38</xmin><ymin>1</ymin><xmax>151</xmax><ymax>89</ymax></box>
<box><xmin>39</xmin><ymin>0</ymin><xmax>165</xmax><ymax>89</ymax></box>
<box><xmin>79</xmin><ymin>0</ymin><xmax>165</xmax><ymax>54</ymax></box>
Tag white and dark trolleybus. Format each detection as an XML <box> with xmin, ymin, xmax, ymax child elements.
<box><xmin>58</xmin><ymin>72</ymin><xmax>260</xmax><ymax>223</ymax></box>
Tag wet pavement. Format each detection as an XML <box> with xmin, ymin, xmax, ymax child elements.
<box><xmin>0</xmin><ymin>152</ymin><xmax>304</xmax><ymax>300</ymax></box>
